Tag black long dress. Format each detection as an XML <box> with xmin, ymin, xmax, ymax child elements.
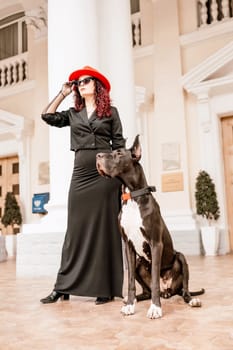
<box><xmin>42</xmin><ymin>106</ymin><xmax>125</xmax><ymax>298</ymax></box>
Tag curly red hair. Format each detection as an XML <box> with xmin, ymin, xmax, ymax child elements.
<box><xmin>72</xmin><ymin>79</ymin><xmax>111</xmax><ymax>118</ymax></box>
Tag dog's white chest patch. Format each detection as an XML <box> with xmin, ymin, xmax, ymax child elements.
<box><xmin>120</xmin><ymin>200</ymin><xmax>145</xmax><ymax>256</ymax></box>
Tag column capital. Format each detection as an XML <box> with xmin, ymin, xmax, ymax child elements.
<box><xmin>201</xmin><ymin>121</ymin><xmax>211</xmax><ymax>133</ymax></box>
<box><xmin>15</xmin><ymin>119</ymin><xmax>34</xmax><ymax>141</ymax></box>
<box><xmin>196</xmin><ymin>92</ymin><xmax>212</xmax><ymax>133</ymax></box>
<box><xmin>196</xmin><ymin>89</ymin><xmax>210</xmax><ymax>102</ymax></box>
<box><xmin>135</xmin><ymin>86</ymin><xmax>146</xmax><ymax>113</ymax></box>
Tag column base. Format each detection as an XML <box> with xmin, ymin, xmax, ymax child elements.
<box><xmin>16</xmin><ymin>230</ymin><xmax>65</xmax><ymax>277</ymax></box>
<box><xmin>163</xmin><ymin>210</ymin><xmax>200</xmax><ymax>255</ymax></box>
<box><xmin>163</xmin><ymin>210</ymin><xmax>228</xmax><ymax>255</ymax></box>
<box><xmin>16</xmin><ymin>203</ymin><xmax>67</xmax><ymax>277</ymax></box>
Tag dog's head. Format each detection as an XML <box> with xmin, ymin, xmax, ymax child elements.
<box><xmin>96</xmin><ymin>135</ymin><xmax>142</xmax><ymax>184</ymax></box>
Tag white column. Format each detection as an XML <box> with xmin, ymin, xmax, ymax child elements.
<box><xmin>43</xmin><ymin>0</ymin><xmax>99</xmax><ymax>230</ymax></box>
<box><xmin>151</xmin><ymin>0</ymin><xmax>197</xmax><ymax>240</ymax></box>
<box><xmin>17</xmin><ymin>0</ymin><xmax>100</xmax><ymax>276</ymax></box>
<box><xmin>17</xmin><ymin>130</ymin><xmax>33</xmax><ymax>223</ymax></box>
<box><xmin>196</xmin><ymin>90</ymin><xmax>216</xmax><ymax>177</ymax></box>
<box><xmin>135</xmin><ymin>86</ymin><xmax>150</xmax><ymax>178</ymax></box>
<box><xmin>98</xmin><ymin>0</ymin><xmax>137</xmax><ymax>147</ymax></box>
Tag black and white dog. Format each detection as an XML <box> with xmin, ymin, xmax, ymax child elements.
<box><xmin>96</xmin><ymin>135</ymin><xmax>204</xmax><ymax>319</ymax></box>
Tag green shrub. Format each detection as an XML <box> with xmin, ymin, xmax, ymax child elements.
<box><xmin>1</xmin><ymin>192</ymin><xmax>22</xmax><ymax>234</ymax></box>
<box><xmin>195</xmin><ymin>170</ymin><xmax>220</xmax><ymax>224</ymax></box>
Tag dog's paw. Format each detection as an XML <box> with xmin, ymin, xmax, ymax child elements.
<box><xmin>147</xmin><ymin>303</ymin><xmax>162</xmax><ymax>319</ymax></box>
<box><xmin>189</xmin><ymin>298</ymin><xmax>202</xmax><ymax>307</ymax></box>
<box><xmin>121</xmin><ymin>303</ymin><xmax>135</xmax><ymax>316</ymax></box>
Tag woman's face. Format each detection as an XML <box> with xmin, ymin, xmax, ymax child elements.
<box><xmin>77</xmin><ymin>75</ymin><xmax>95</xmax><ymax>98</ymax></box>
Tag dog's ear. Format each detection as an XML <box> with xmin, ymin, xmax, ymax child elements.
<box><xmin>131</xmin><ymin>134</ymin><xmax>141</xmax><ymax>161</ymax></box>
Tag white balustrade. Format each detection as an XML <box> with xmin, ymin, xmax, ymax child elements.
<box><xmin>199</xmin><ymin>0</ymin><xmax>208</xmax><ymax>27</ymax></box>
<box><xmin>211</xmin><ymin>0</ymin><xmax>219</xmax><ymax>23</ymax></box>
<box><xmin>198</xmin><ymin>0</ymin><xmax>232</xmax><ymax>27</ymax></box>
<box><xmin>0</xmin><ymin>53</ymin><xmax>28</xmax><ymax>88</ymax></box>
<box><xmin>222</xmin><ymin>0</ymin><xmax>230</xmax><ymax>19</ymax></box>
<box><xmin>131</xmin><ymin>12</ymin><xmax>141</xmax><ymax>47</ymax></box>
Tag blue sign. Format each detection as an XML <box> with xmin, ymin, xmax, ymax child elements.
<box><xmin>32</xmin><ymin>193</ymin><xmax>50</xmax><ymax>214</ymax></box>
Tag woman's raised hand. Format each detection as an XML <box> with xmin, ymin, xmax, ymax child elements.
<box><xmin>60</xmin><ymin>82</ymin><xmax>73</xmax><ymax>97</ymax></box>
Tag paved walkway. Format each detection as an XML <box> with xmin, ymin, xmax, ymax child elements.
<box><xmin>0</xmin><ymin>255</ymin><xmax>233</xmax><ymax>350</ymax></box>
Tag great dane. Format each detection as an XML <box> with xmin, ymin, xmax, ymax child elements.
<box><xmin>96</xmin><ymin>135</ymin><xmax>204</xmax><ymax>319</ymax></box>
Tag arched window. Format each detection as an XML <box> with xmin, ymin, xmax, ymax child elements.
<box><xmin>0</xmin><ymin>12</ymin><xmax>28</xmax><ymax>60</ymax></box>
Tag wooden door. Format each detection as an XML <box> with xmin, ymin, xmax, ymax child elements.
<box><xmin>0</xmin><ymin>156</ymin><xmax>20</xmax><ymax>234</ymax></box>
<box><xmin>221</xmin><ymin>117</ymin><xmax>233</xmax><ymax>252</ymax></box>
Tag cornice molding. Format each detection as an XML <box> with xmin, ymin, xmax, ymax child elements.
<box><xmin>180</xmin><ymin>19</ymin><xmax>233</xmax><ymax>47</ymax></box>
<box><xmin>0</xmin><ymin>109</ymin><xmax>34</xmax><ymax>137</ymax></box>
<box><xmin>185</xmin><ymin>75</ymin><xmax>233</xmax><ymax>95</ymax></box>
<box><xmin>0</xmin><ymin>80</ymin><xmax>36</xmax><ymax>99</ymax></box>
<box><xmin>181</xmin><ymin>40</ymin><xmax>233</xmax><ymax>92</ymax></box>
<box><xmin>133</xmin><ymin>44</ymin><xmax>155</xmax><ymax>59</ymax></box>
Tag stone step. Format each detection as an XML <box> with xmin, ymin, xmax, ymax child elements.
<box><xmin>16</xmin><ymin>231</ymin><xmax>65</xmax><ymax>277</ymax></box>
<box><xmin>16</xmin><ymin>229</ymin><xmax>201</xmax><ymax>278</ymax></box>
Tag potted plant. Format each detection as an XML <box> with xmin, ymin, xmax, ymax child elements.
<box><xmin>0</xmin><ymin>230</ymin><xmax>8</xmax><ymax>262</ymax></box>
<box><xmin>195</xmin><ymin>170</ymin><xmax>220</xmax><ymax>256</ymax></box>
<box><xmin>1</xmin><ymin>192</ymin><xmax>22</xmax><ymax>257</ymax></box>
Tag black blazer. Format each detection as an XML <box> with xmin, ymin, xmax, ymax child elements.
<box><xmin>41</xmin><ymin>106</ymin><xmax>126</xmax><ymax>151</ymax></box>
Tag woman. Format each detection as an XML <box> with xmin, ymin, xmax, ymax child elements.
<box><xmin>40</xmin><ymin>66</ymin><xmax>125</xmax><ymax>305</ymax></box>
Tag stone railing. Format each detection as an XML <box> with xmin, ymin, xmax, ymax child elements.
<box><xmin>197</xmin><ymin>0</ymin><xmax>233</xmax><ymax>26</ymax></box>
<box><xmin>131</xmin><ymin>12</ymin><xmax>141</xmax><ymax>48</ymax></box>
<box><xmin>0</xmin><ymin>52</ymin><xmax>28</xmax><ymax>89</ymax></box>
<box><xmin>132</xmin><ymin>1</ymin><xmax>232</xmax><ymax>48</ymax></box>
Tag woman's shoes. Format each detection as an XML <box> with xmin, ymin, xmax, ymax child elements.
<box><xmin>40</xmin><ymin>290</ymin><xmax>70</xmax><ymax>304</ymax></box>
<box><xmin>40</xmin><ymin>292</ymin><xmax>113</xmax><ymax>305</ymax></box>
<box><xmin>95</xmin><ymin>296</ymin><xmax>114</xmax><ymax>305</ymax></box>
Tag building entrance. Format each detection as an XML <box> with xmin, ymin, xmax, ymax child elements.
<box><xmin>0</xmin><ymin>156</ymin><xmax>20</xmax><ymax>234</ymax></box>
<box><xmin>221</xmin><ymin>116</ymin><xmax>233</xmax><ymax>252</ymax></box>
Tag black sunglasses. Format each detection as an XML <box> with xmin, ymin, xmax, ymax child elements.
<box><xmin>72</xmin><ymin>77</ymin><xmax>94</xmax><ymax>87</ymax></box>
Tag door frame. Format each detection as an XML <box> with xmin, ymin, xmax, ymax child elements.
<box><xmin>0</xmin><ymin>109</ymin><xmax>33</xmax><ymax>224</ymax></box>
<box><xmin>220</xmin><ymin>116</ymin><xmax>233</xmax><ymax>252</ymax></box>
